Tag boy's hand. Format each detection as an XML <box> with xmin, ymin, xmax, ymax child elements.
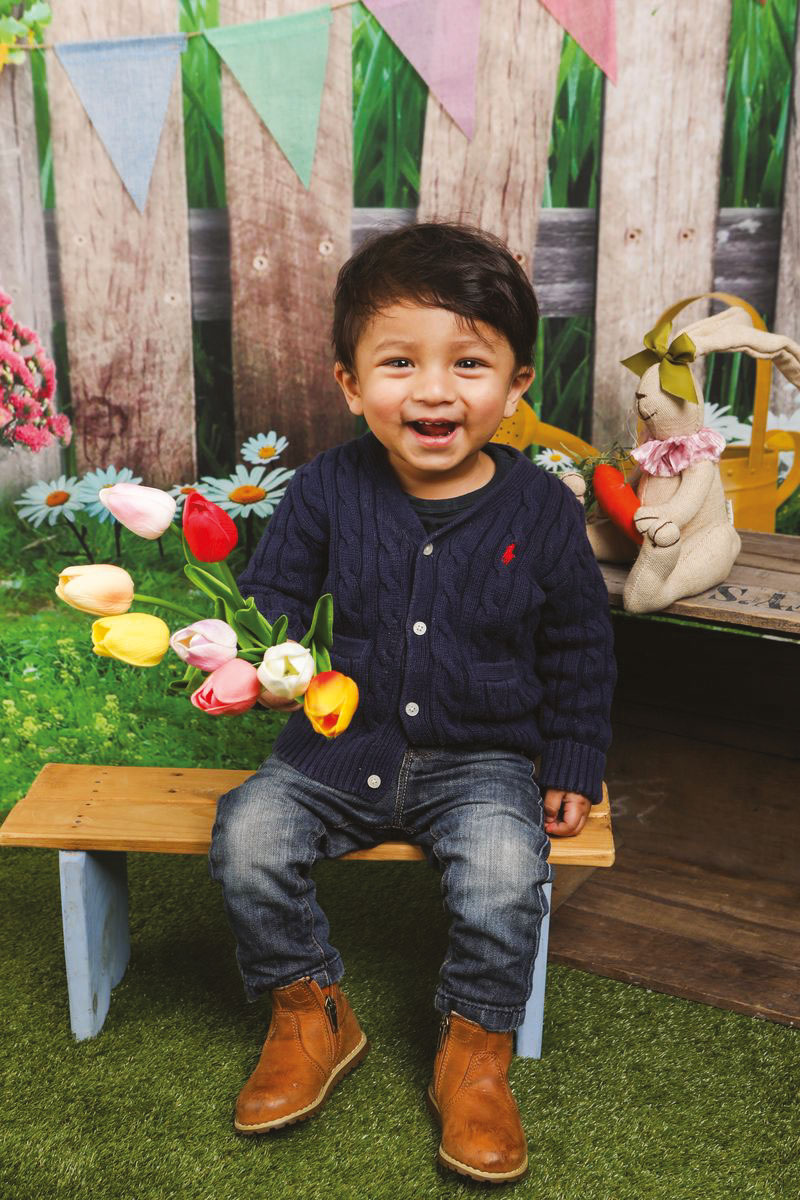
<box><xmin>257</xmin><ymin>689</ymin><xmax>303</xmax><ymax>712</ymax></box>
<box><xmin>543</xmin><ymin>789</ymin><xmax>591</xmax><ymax>837</ymax></box>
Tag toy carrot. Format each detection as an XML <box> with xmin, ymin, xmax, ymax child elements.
<box><xmin>592</xmin><ymin>464</ymin><xmax>643</xmax><ymax>545</ymax></box>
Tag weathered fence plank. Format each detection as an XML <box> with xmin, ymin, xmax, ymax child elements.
<box><xmin>417</xmin><ymin>0</ymin><xmax>562</xmax><ymax>275</ymax></box>
<box><xmin>772</xmin><ymin>21</ymin><xmax>800</xmax><ymax>420</ymax></box>
<box><xmin>48</xmin><ymin>2</ymin><xmax>195</xmax><ymax>488</ymax></box>
<box><xmin>0</xmin><ymin>59</ymin><xmax>60</xmax><ymax>500</ymax></box>
<box><xmin>219</xmin><ymin>0</ymin><xmax>352</xmax><ymax>471</ymax></box>
<box><xmin>592</xmin><ymin>0</ymin><xmax>732</xmax><ymax>448</ymax></box>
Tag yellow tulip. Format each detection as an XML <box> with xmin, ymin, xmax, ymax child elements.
<box><xmin>91</xmin><ymin>613</ymin><xmax>170</xmax><ymax>667</ymax></box>
<box><xmin>56</xmin><ymin>564</ymin><xmax>134</xmax><ymax>615</ymax></box>
<box><xmin>303</xmin><ymin>670</ymin><xmax>359</xmax><ymax>738</ymax></box>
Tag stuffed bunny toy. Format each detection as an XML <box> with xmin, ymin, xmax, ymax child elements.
<box><xmin>562</xmin><ymin>305</ymin><xmax>800</xmax><ymax>614</ymax></box>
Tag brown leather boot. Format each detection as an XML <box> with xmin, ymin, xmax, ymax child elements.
<box><xmin>234</xmin><ymin>977</ymin><xmax>369</xmax><ymax>1133</ymax></box>
<box><xmin>427</xmin><ymin>1011</ymin><xmax>528</xmax><ymax>1183</ymax></box>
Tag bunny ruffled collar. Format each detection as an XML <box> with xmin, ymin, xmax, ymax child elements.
<box><xmin>629</xmin><ymin>427</ymin><xmax>726</xmax><ymax>477</ymax></box>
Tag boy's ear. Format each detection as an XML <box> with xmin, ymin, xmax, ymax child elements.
<box><xmin>503</xmin><ymin>365</ymin><xmax>534</xmax><ymax>416</ymax></box>
<box><xmin>333</xmin><ymin>361</ymin><xmax>363</xmax><ymax>416</ymax></box>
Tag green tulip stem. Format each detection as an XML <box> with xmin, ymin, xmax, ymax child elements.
<box><xmin>132</xmin><ymin>593</ymin><xmax>206</xmax><ymax>624</ymax></box>
<box><xmin>218</xmin><ymin>559</ymin><xmax>245</xmax><ymax>606</ymax></box>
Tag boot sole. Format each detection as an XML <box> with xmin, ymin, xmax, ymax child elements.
<box><xmin>426</xmin><ymin>1085</ymin><xmax>529</xmax><ymax>1184</ymax></box>
<box><xmin>234</xmin><ymin>1033</ymin><xmax>370</xmax><ymax>1134</ymax></box>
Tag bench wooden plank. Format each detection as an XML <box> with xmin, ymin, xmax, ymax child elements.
<box><xmin>600</xmin><ymin>530</ymin><xmax>800</xmax><ymax>635</ymax></box>
<box><xmin>0</xmin><ymin>764</ymin><xmax>613</xmax><ymax>867</ymax></box>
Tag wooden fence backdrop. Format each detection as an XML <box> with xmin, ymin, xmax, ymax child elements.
<box><xmin>1</xmin><ymin>0</ymin><xmax>799</xmax><ymax>493</ymax></box>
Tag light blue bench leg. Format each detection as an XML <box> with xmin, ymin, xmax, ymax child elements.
<box><xmin>515</xmin><ymin>879</ymin><xmax>553</xmax><ymax>1059</ymax></box>
<box><xmin>58</xmin><ymin>850</ymin><xmax>130</xmax><ymax>1041</ymax></box>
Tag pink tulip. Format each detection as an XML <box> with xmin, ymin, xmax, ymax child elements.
<box><xmin>98</xmin><ymin>481</ymin><xmax>176</xmax><ymax>539</ymax></box>
<box><xmin>190</xmin><ymin>657</ymin><xmax>261</xmax><ymax>716</ymax></box>
<box><xmin>170</xmin><ymin>618</ymin><xmax>238</xmax><ymax>671</ymax></box>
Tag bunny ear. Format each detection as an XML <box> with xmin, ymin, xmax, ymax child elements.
<box><xmin>686</xmin><ymin>317</ymin><xmax>800</xmax><ymax>389</ymax></box>
<box><xmin>677</xmin><ymin>306</ymin><xmax>754</xmax><ymax>353</ymax></box>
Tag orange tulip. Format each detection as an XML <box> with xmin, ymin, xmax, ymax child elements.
<box><xmin>303</xmin><ymin>670</ymin><xmax>358</xmax><ymax>738</ymax></box>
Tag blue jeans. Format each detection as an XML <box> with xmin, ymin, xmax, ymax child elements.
<box><xmin>208</xmin><ymin>747</ymin><xmax>554</xmax><ymax>1031</ymax></box>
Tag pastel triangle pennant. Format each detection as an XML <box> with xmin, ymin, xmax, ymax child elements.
<box><xmin>364</xmin><ymin>0</ymin><xmax>480</xmax><ymax>139</ymax></box>
<box><xmin>537</xmin><ymin>0</ymin><xmax>617</xmax><ymax>84</ymax></box>
<box><xmin>205</xmin><ymin>7</ymin><xmax>332</xmax><ymax>189</ymax></box>
<box><xmin>54</xmin><ymin>34</ymin><xmax>187</xmax><ymax>212</ymax></box>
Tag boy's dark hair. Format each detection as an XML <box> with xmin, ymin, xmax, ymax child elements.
<box><xmin>332</xmin><ymin>220</ymin><xmax>539</xmax><ymax>373</ymax></box>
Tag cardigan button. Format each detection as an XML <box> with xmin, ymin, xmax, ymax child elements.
<box><xmin>422</xmin><ymin>543</ymin><xmax>433</xmax><ymax>555</ymax></box>
<box><xmin>405</xmin><ymin>701</ymin><xmax>419</xmax><ymax>716</ymax></box>
<box><xmin>412</xmin><ymin>621</ymin><xmax>427</xmax><ymax>635</ymax></box>
<box><xmin>367</xmin><ymin>774</ymin><xmax>381</xmax><ymax>788</ymax></box>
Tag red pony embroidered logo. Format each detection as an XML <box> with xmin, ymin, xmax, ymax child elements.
<box><xmin>501</xmin><ymin>542</ymin><xmax>516</xmax><ymax>565</ymax></box>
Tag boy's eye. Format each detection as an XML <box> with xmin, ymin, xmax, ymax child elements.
<box><xmin>456</xmin><ymin>359</ymin><xmax>483</xmax><ymax>369</ymax></box>
<box><xmin>384</xmin><ymin>358</ymin><xmax>412</xmax><ymax>368</ymax></box>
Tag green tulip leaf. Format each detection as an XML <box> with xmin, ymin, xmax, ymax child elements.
<box><xmin>233</xmin><ymin>595</ymin><xmax>273</xmax><ymax>644</ymax></box>
<box><xmin>300</xmin><ymin>594</ymin><xmax>334</xmax><ymax>651</ymax></box>
<box><xmin>183</xmin><ymin>563</ymin><xmax>236</xmax><ymax>606</ymax></box>
<box><xmin>269</xmin><ymin>614</ymin><xmax>289</xmax><ymax>646</ymax></box>
<box><xmin>167</xmin><ymin>665</ymin><xmax>204</xmax><ymax>696</ymax></box>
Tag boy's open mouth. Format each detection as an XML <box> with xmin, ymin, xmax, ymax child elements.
<box><xmin>408</xmin><ymin>419</ymin><xmax>459</xmax><ymax>442</ymax></box>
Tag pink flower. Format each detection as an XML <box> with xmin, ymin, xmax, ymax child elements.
<box><xmin>190</xmin><ymin>657</ymin><xmax>261</xmax><ymax>716</ymax></box>
<box><xmin>47</xmin><ymin>411</ymin><xmax>72</xmax><ymax>445</ymax></box>
<box><xmin>98</xmin><ymin>481</ymin><xmax>176</xmax><ymax>539</ymax></box>
<box><xmin>39</xmin><ymin>357</ymin><xmax>56</xmax><ymax>400</ymax></box>
<box><xmin>170</xmin><ymin>618</ymin><xmax>238</xmax><ymax>671</ymax></box>
<box><xmin>13</xmin><ymin>397</ymin><xmax>43</xmax><ymax>422</ymax></box>
<box><xmin>0</xmin><ymin>403</ymin><xmax>12</xmax><ymax>430</ymax></box>
<box><xmin>14</xmin><ymin>424</ymin><xmax>52</xmax><ymax>451</ymax></box>
<box><xmin>0</xmin><ymin>341</ymin><xmax>36</xmax><ymax>390</ymax></box>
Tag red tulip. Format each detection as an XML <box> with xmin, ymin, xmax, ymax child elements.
<box><xmin>182</xmin><ymin>491</ymin><xmax>238</xmax><ymax>562</ymax></box>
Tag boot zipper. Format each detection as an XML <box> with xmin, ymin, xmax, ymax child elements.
<box><xmin>437</xmin><ymin>1013</ymin><xmax>450</xmax><ymax>1051</ymax></box>
<box><xmin>325</xmin><ymin>994</ymin><xmax>339</xmax><ymax>1033</ymax></box>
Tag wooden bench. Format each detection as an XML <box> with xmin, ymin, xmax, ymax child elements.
<box><xmin>0</xmin><ymin>763</ymin><xmax>614</xmax><ymax>1058</ymax></box>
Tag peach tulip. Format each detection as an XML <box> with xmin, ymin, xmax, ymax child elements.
<box><xmin>170</xmin><ymin>618</ymin><xmax>238</xmax><ymax>671</ymax></box>
<box><xmin>91</xmin><ymin>612</ymin><xmax>170</xmax><ymax>667</ymax></box>
<box><xmin>55</xmin><ymin>563</ymin><xmax>134</xmax><ymax>615</ymax></box>
<box><xmin>98</xmin><ymin>482</ymin><xmax>176</xmax><ymax>539</ymax></box>
<box><xmin>257</xmin><ymin>640</ymin><xmax>315</xmax><ymax>700</ymax></box>
<box><xmin>303</xmin><ymin>670</ymin><xmax>359</xmax><ymax>738</ymax></box>
<box><xmin>190</xmin><ymin>657</ymin><xmax>261</xmax><ymax>715</ymax></box>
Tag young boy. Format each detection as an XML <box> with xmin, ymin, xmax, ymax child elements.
<box><xmin>208</xmin><ymin>221</ymin><xmax>616</xmax><ymax>1185</ymax></box>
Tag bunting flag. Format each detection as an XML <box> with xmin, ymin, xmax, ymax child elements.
<box><xmin>54</xmin><ymin>34</ymin><xmax>187</xmax><ymax>212</ymax></box>
<box><xmin>205</xmin><ymin>7</ymin><xmax>332</xmax><ymax>189</ymax></box>
<box><xmin>537</xmin><ymin>0</ymin><xmax>617</xmax><ymax>84</ymax></box>
<box><xmin>363</xmin><ymin>0</ymin><xmax>481</xmax><ymax>140</ymax></box>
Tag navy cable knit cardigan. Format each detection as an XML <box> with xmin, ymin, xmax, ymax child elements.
<box><xmin>237</xmin><ymin>430</ymin><xmax>617</xmax><ymax>805</ymax></box>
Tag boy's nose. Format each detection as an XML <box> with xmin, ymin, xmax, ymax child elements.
<box><xmin>410</xmin><ymin>369</ymin><xmax>457</xmax><ymax>402</ymax></box>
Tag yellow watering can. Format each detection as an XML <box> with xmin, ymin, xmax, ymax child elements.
<box><xmin>493</xmin><ymin>291</ymin><xmax>800</xmax><ymax>533</ymax></box>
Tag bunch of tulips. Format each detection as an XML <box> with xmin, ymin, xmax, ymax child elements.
<box><xmin>53</xmin><ymin>481</ymin><xmax>359</xmax><ymax>737</ymax></box>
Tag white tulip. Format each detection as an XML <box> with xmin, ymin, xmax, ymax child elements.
<box><xmin>257</xmin><ymin>640</ymin><xmax>315</xmax><ymax>700</ymax></box>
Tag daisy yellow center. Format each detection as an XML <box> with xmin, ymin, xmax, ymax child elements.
<box><xmin>46</xmin><ymin>490</ymin><xmax>70</xmax><ymax>507</ymax></box>
<box><xmin>229</xmin><ymin>485</ymin><xmax>266</xmax><ymax>505</ymax></box>
<box><xmin>258</xmin><ymin>446</ymin><xmax>276</xmax><ymax>459</ymax></box>
<box><xmin>550</xmin><ymin>452</ymin><xmax>563</xmax><ymax>461</ymax></box>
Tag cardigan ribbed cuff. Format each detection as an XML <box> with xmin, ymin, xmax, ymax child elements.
<box><xmin>537</xmin><ymin>739</ymin><xmax>606</xmax><ymax>806</ymax></box>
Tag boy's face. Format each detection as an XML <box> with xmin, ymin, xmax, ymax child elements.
<box><xmin>334</xmin><ymin>302</ymin><xmax>534</xmax><ymax>495</ymax></box>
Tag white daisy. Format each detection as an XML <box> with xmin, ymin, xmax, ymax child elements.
<box><xmin>534</xmin><ymin>448</ymin><xmax>575</xmax><ymax>472</ymax></box>
<box><xmin>703</xmin><ymin>402</ymin><xmax>751</xmax><ymax>444</ymax></box>
<box><xmin>78</xmin><ymin>465</ymin><xmax>142</xmax><ymax>522</ymax></box>
<box><xmin>14</xmin><ymin>474</ymin><xmax>85</xmax><ymax>528</ymax></box>
<box><xmin>169</xmin><ymin>482</ymin><xmax>209</xmax><ymax>511</ymax></box>
<box><xmin>240</xmin><ymin>430</ymin><xmax>289</xmax><ymax>465</ymax></box>
<box><xmin>200</xmin><ymin>464</ymin><xmax>295</xmax><ymax>519</ymax></box>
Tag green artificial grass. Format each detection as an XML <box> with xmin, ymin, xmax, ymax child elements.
<box><xmin>1</xmin><ymin>840</ymin><xmax>798</xmax><ymax>1200</ymax></box>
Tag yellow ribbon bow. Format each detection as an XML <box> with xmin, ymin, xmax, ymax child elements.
<box><xmin>620</xmin><ymin>317</ymin><xmax>699</xmax><ymax>404</ymax></box>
